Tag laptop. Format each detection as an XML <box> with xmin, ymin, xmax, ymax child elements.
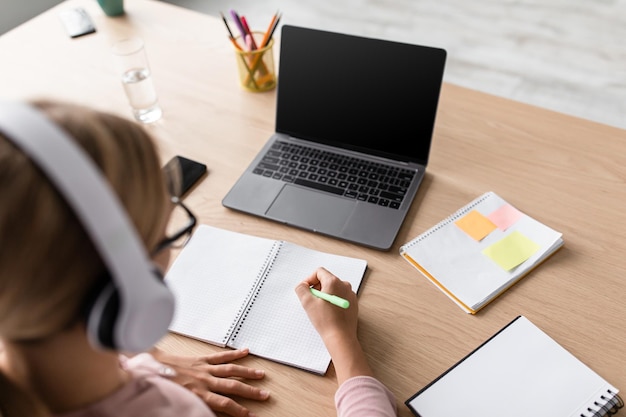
<box><xmin>222</xmin><ymin>25</ymin><xmax>447</xmax><ymax>250</ymax></box>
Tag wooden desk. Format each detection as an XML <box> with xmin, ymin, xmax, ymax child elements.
<box><xmin>1</xmin><ymin>1</ymin><xmax>624</xmax><ymax>415</ymax></box>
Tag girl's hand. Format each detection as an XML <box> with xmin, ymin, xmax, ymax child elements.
<box><xmin>151</xmin><ymin>347</ymin><xmax>269</xmax><ymax>417</ymax></box>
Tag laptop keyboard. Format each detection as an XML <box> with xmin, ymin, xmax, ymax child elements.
<box><xmin>252</xmin><ymin>141</ymin><xmax>415</xmax><ymax>209</ymax></box>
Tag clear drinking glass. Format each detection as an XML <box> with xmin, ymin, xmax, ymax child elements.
<box><xmin>111</xmin><ymin>37</ymin><xmax>162</xmax><ymax>123</ymax></box>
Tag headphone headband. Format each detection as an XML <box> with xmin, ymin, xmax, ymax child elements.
<box><xmin>0</xmin><ymin>100</ymin><xmax>174</xmax><ymax>352</ymax></box>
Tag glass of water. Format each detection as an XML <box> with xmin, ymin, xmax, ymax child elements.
<box><xmin>111</xmin><ymin>37</ymin><xmax>162</xmax><ymax>123</ymax></box>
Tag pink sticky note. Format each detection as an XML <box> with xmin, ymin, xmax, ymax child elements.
<box><xmin>487</xmin><ymin>204</ymin><xmax>523</xmax><ymax>231</ymax></box>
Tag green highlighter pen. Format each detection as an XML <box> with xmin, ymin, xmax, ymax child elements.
<box><xmin>310</xmin><ymin>287</ymin><xmax>350</xmax><ymax>309</ymax></box>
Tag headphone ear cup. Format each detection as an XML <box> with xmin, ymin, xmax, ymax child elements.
<box><xmin>85</xmin><ymin>266</ymin><xmax>170</xmax><ymax>351</ymax></box>
<box><xmin>86</xmin><ymin>282</ymin><xmax>119</xmax><ymax>350</ymax></box>
<box><xmin>151</xmin><ymin>266</ymin><xmax>164</xmax><ymax>281</ymax></box>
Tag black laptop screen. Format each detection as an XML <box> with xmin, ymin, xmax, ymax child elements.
<box><xmin>275</xmin><ymin>25</ymin><xmax>447</xmax><ymax>165</ymax></box>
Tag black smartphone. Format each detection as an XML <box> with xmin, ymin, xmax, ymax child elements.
<box><xmin>164</xmin><ymin>155</ymin><xmax>207</xmax><ymax>197</ymax></box>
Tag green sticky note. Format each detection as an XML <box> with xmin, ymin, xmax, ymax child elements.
<box><xmin>455</xmin><ymin>210</ymin><xmax>497</xmax><ymax>241</ymax></box>
<box><xmin>482</xmin><ymin>231</ymin><xmax>541</xmax><ymax>271</ymax></box>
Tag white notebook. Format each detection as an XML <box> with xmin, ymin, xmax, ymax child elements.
<box><xmin>164</xmin><ymin>224</ymin><xmax>368</xmax><ymax>375</ymax></box>
<box><xmin>406</xmin><ymin>316</ymin><xmax>623</xmax><ymax>417</ymax></box>
<box><xmin>400</xmin><ymin>191</ymin><xmax>563</xmax><ymax>314</ymax></box>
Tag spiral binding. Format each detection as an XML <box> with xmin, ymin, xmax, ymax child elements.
<box><xmin>400</xmin><ymin>192</ymin><xmax>493</xmax><ymax>251</ymax></box>
<box><xmin>223</xmin><ymin>240</ymin><xmax>283</xmax><ymax>345</ymax></box>
<box><xmin>579</xmin><ymin>389</ymin><xmax>624</xmax><ymax>417</ymax></box>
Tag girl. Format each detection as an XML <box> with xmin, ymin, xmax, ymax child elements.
<box><xmin>0</xmin><ymin>99</ymin><xmax>396</xmax><ymax>417</ymax></box>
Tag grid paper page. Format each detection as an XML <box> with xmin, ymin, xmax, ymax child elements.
<box><xmin>165</xmin><ymin>225</ymin><xmax>276</xmax><ymax>346</ymax></box>
<box><xmin>228</xmin><ymin>241</ymin><xmax>368</xmax><ymax>374</ymax></box>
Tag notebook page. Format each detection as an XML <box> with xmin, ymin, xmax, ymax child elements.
<box><xmin>400</xmin><ymin>192</ymin><xmax>563</xmax><ymax>311</ymax></box>
<box><xmin>165</xmin><ymin>225</ymin><xmax>277</xmax><ymax>346</ymax></box>
<box><xmin>407</xmin><ymin>316</ymin><xmax>618</xmax><ymax>417</ymax></box>
<box><xmin>227</xmin><ymin>241</ymin><xmax>368</xmax><ymax>374</ymax></box>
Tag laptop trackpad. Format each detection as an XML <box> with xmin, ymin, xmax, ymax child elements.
<box><xmin>266</xmin><ymin>184</ymin><xmax>354</xmax><ymax>232</ymax></box>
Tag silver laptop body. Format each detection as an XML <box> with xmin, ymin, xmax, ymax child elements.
<box><xmin>223</xmin><ymin>25</ymin><xmax>447</xmax><ymax>250</ymax></box>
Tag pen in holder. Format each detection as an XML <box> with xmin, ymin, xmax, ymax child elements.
<box><xmin>233</xmin><ymin>32</ymin><xmax>276</xmax><ymax>92</ymax></box>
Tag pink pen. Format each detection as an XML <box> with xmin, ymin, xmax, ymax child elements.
<box><xmin>240</xmin><ymin>16</ymin><xmax>258</xmax><ymax>50</ymax></box>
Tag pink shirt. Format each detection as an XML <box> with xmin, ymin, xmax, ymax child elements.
<box><xmin>54</xmin><ymin>353</ymin><xmax>214</xmax><ymax>417</ymax></box>
<box><xmin>53</xmin><ymin>354</ymin><xmax>396</xmax><ymax>417</ymax></box>
<box><xmin>336</xmin><ymin>376</ymin><xmax>398</xmax><ymax>417</ymax></box>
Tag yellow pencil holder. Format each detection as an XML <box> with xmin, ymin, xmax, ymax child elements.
<box><xmin>233</xmin><ymin>32</ymin><xmax>277</xmax><ymax>92</ymax></box>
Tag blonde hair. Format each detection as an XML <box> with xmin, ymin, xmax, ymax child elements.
<box><xmin>0</xmin><ymin>100</ymin><xmax>170</xmax><ymax>415</ymax></box>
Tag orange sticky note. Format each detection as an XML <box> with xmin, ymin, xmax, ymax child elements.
<box><xmin>488</xmin><ymin>204</ymin><xmax>524</xmax><ymax>231</ymax></box>
<box><xmin>455</xmin><ymin>210</ymin><xmax>497</xmax><ymax>241</ymax></box>
<box><xmin>482</xmin><ymin>231</ymin><xmax>540</xmax><ymax>271</ymax></box>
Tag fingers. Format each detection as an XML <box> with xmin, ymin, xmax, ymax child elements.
<box><xmin>200</xmin><ymin>376</ymin><xmax>270</xmax><ymax>400</ymax></box>
<box><xmin>301</xmin><ymin>267</ymin><xmax>323</xmax><ymax>287</ymax></box>
<box><xmin>188</xmin><ymin>349</ymin><xmax>264</xmax><ymax>380</ymax></box>
<box><xmin>310</xmin><ymin>267</ymin><xmax>353</xmax><ymax>293</ymax></box>
<box><xmin>205</xmin><ymin>363</ymin><xmax>265</xmax><ymax>380</ymax></box>
<box><xmin>317</xmin><ymin>267</ymin><xmax>352</xmax><ymax>291</ymax></box>
<box><xmin>175</xmin><ymin>363</ymin><xmax>270</xmax><ymax>414</ymax></box>
<box><xmin>192</xmin><ymin>389</ymin><xmax>262</xmax><ymax>417</ymax></box>
<box><xmin>296</xmin><ymin>267</ymin><xmax>355</xmax><ymax>303</ymax></box>
<box><xmin>295</xmin><ymin>267</ymin><xmax>324</xmax><ymax>304</ymax></box>
<box><xmin>314</xmin><ymin>266</ymin><xmax>334</xmax><ymax>284</ymax></box>
<box><xmin>295</xmin><ymin>280</ymin><xmax>314</xmax><ymax>303</ymax></box>
<box><xmin>202</xmin><ymin>348</ymin><xmax>250</xmax><ymax>365</ymax></box>
<box><xmin>151</xmin><ymin>348</ymin><xmax>269</xmax><ymax>416</ymax></box>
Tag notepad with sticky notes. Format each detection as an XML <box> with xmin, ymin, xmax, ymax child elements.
<box><xmin>399</xmin><ymin>192</ymin><xmax>563</xmax><ymax>314</ymax></box>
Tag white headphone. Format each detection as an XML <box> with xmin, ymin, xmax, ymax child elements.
<box><xmin>0</xmin><ymin>100</ymin><xmax>175</xmax><ymax>352</ymax></box>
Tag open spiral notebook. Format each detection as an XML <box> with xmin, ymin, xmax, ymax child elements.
<box><xmin>400</xmin><ymin>191</ymin><xmax>563</xmax><ymax>313</ymax></box>
<box><xmin>164</xmin><ymin>224</ymin><xmax>367</xmax><ymax>374</ymax></box>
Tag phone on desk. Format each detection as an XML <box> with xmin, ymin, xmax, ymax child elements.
<box><xmin>164</xmin><ymin>155</ymin><xmax>207</xmax><ymax>197</ymax></box>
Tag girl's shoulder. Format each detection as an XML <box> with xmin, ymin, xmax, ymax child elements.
<box><xmin>55</xmin><ymin>353</ymin><xmax>215</xmax><ymax>417</ymax></box>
